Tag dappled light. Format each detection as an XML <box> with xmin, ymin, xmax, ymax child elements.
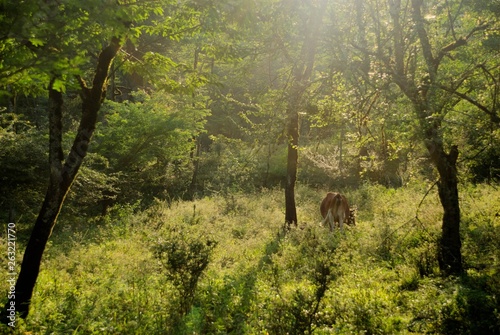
<box><xmin>1</xmin><ymin>0</ymin><xmax>499</xmax><ymax>333</ymax></box>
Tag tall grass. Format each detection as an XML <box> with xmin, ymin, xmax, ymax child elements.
<box><xmin>0</xmin><ymin>183</ymin><xmax>499</xmax><ymax>334</ymax></box>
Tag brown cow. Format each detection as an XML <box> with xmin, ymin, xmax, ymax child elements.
<box><xmin>320</xmin><ymin>192</ymin><xmax>354</xmax><ymax>231</ymax></box>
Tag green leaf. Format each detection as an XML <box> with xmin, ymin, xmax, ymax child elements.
<box><xmin>28</xmin><ymin>37</ymin><xmax>45</xmax><ymax>47</ymax></box>
<box><xmin>52</xmin><ymin>78</ymin><xmax>66</xmax><ymax>93</ymax></box>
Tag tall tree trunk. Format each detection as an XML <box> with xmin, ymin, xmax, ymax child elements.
<box><xmin>403</xmin><ymin>108</ymin><xmax>463</xmax><ymax>277</ymax></box>
<box><xmin>284</xmin><ymin>0</ymin><xmax>327</xmax><ymax>227</ymax></box>
<box><xmin>429</xmin><ymin>142</ymin><xmax>463</xmax><ymax>275</ymax></box>
<box><xmin>188</xmin><ymin>46</ymin><xmax>202</xmax><ymax>200</ymax></box>
<box><xmin>1</xmin><ymin>38</ymin><xmax>121</xmax><ymax>322</ymax></box>
<box><xmin>407</xmin><ymin>103</ymin><xmax>463</xmax><ymax>276</ymax></box>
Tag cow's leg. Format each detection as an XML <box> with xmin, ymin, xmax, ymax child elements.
<box><xmin>327</xmin><ymin>209</ymin><xmax>334</xmax><ymax>232</ymax></box>
<box><xmin>321</xmin><ymin>216</ymin><xmax>328</xmax><ymax>227</ymax></box>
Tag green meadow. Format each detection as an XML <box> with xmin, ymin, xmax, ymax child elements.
<box><xmin>2</xmin><ymin>182</ymin><xmax>498</xmax><ymax>334</ymax></box>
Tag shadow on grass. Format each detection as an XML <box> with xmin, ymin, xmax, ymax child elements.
<box><xmin>190</xmin><ymin>225</ymin><xmax>286</xmax><ymax>334</ymax></box>
<box><xmin>191</xmin><ymin>223</ymin><xmax>342</xmax><ymax>335</ymax></box>
<box><xmin>441</xmin><ymin>272</ymin><xmax>500</xmax><ymax>335</ymax></box>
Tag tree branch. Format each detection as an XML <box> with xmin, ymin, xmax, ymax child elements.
<box><xmin>437</xmin><ymin>83</ymin><xmax>500</xmax><ymax>124</ymax></box>
<box><xmin>435</xmin><ymin>22</ymin><xmax>490</xmax><ymax>65</ymax></box>
<box><xmin>411</xmin><ymin>0</ymin><xmax>436</xmax><ymax>76</ymax></box>
<box><xmin>63</xmin><ymin>37</ymin><xmax>122</xmax><ymax>182</ymax></box>
<box><xmin>75</xmin><ymin>75</ymin><xmax>91</xmax><ymax>100</ymax></box>
<box><xmin>48</xmin><ymin>77</ymin><xmax>64</xmax><ymax>176</ymax></box>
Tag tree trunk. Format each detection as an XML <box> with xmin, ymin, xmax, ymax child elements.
<box><xmin>430</xmin><ymin>143</ymin><xmax>463</xmax><ymax>275</ymax></box>
<box><xmin>285</xmin><ymin>109</ymin><xmax>299</xmax><ymax>226</ymax></box>
<box><xmin>410</xmin><ymin>107</ymin><xmax>463</xmax><ymax>276</ymax></box>
<box><xmin>188</xmin><ymin>137</ymin><xmax>201</xmax><ymax>199</ymax></box>
<box><xmin>8</xmin><ymin>81</ymin><xmax>66</xmax><ymax>320</ymax></box>
<box><xmin>1</xmin><ymin>38</ymin><xmax>121</xmax><ymax>322</ymax></box>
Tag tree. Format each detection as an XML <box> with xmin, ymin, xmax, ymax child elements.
<box><xmin>11</xmin><ymin>38</ymin><xmax>121</xmax><ymax>320</ymax></box>
<box><xmin>0</xmin><ymin>0</ymin><xmax>190</xmax><ymax>319</ymax></box>
<box><xmin>356</xmin><ymin>0</ymin><xmax>498</xmax><ymax>275</ymax></box>
<box><xmin>283</xmin><ymin>0</ymin><xmax>328</xmax><ymax>226</ymax></box>
<box><xmin>92</xmin><ymin>91</ymin><xmax>209</xmax><ymax>209</ymax></box>
<box><xmin>0</xmin><ymin>0</ymin><xmax>123</xmax><ymax>319</ymax></box>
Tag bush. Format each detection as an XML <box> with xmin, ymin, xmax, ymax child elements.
<box><xmin>253</xmin><ymin>226</ymin><xmax>341</xmax><ymax>335</ymax></box>
<box><xmin>152</xmin><ymin>229</ymin><xmax>217</xmax><ymax>319</ymax></box>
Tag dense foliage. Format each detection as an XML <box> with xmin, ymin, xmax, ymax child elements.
<box><xmin>2</xmin><ymin>0</ymin><xmax>499</xmax><ymax>213</ymax></box>
<box><xmin>1</xmin><ymin>0</ymin><xmax>499</xmax><ymax>332</ymax></box>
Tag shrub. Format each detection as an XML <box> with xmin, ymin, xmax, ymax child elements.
<box><xmin>152</xmin><ymin>229</ymin><xmax>217</xmax><ymax>319</ymax></box>
<box><xmin>253</xmin><ymin>226</ymin><xmax>341</xmax><ymax>334</ymax></box>
<box><xmin>439</xmin><ymin>274</ymin><xmax>500</xmax><ymax>335</ymax></box>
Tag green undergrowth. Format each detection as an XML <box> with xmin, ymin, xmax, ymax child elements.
<box><xmin>1</xmin><ymin>182</ymin><xmax>499</xmax><ymax>334</ymax></box>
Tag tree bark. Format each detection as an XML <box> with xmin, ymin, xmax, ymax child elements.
<box><xmin>1</xmin><ymin>38</ymin><xmax>121</xmax><ymax>322</ymax></box>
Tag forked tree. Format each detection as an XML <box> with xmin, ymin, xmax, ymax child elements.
<box><xmin>1</xmin><ymin>37</ymin><xmax>121</xmax><ymax>321</ymax></box>
<box><xmin>0</xmin><ymin>0</ymin><xmax>185</xmax><ymax>321</ymax></box>
<box><xmin>356</xmin><ymin>0</ymin><xmax>499</xmax><ymax>275</ymax></box>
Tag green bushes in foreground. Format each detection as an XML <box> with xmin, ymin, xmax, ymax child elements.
<box><xmin>1</xmin><ymin>183</ymin><xmax>499</xmax><ymax>334</ymax></box>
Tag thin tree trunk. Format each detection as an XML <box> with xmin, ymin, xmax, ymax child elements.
<box><xmin>1</xmin><ymin>38</ymin><xmax>121</xmax><ymax>322</ymax></box>
<box><xmin>188</xmin><ymin>137</ymin><xmax>201</xmax><ymax>199</ymax></box>
<box><xmin>285</xmin><ymin>108</ymin><xmax>299</xmax><ymax>225</ymax></box>
<box><xmin>188</xmin><ymin>47</ymin><xmax>202</xmax><ymax>200</ymax></box>
<box><xmin>338</xmin><ymin>123</ymin><xmax>344</xmax><ymax>174</ymax></box>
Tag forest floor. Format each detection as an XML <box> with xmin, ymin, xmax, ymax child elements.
<box><xmin>1</xmin><ymin>181</ymin><xmax>499</xmax><ymax>334</ymax></box>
